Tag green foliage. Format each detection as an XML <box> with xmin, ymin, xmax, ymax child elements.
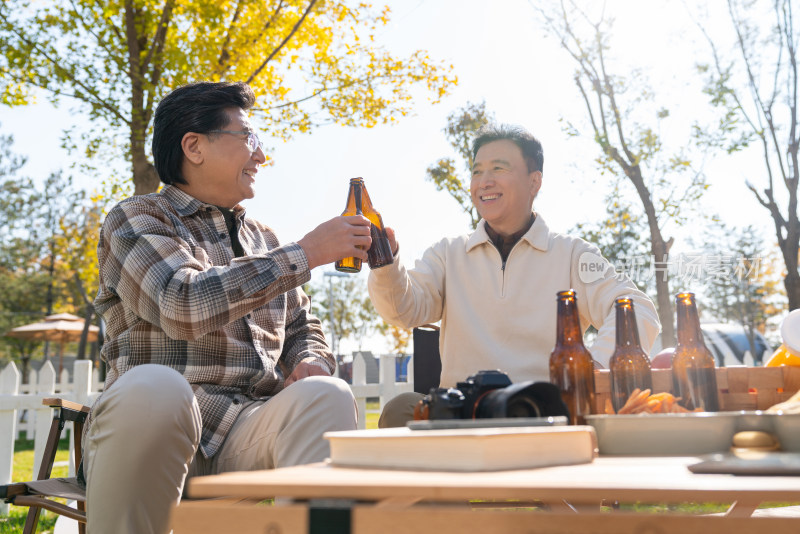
<box><xmin>0</xmin><ymin>0</ymin><xmax>458</xmax><ymax>194</ymax></box>
<box><xmin>0</xmin><ymin>133</ymin><xmax>101</xmax><ymax>374</ymax></box>
<box><xmin>426</xmin><ymin>101</ymin><xmax>493</xmax><ymax>230</ymax></box>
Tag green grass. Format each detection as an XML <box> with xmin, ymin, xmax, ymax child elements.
<box><xmin>0</xmin><ymin>508</ymin><xmax>57</xmax><ymax>534</ymax></box>
<box><xmin>11</xmin><ymin>438</ymin><xmax>70</xmax><ymax>484</ymax></box>
<box><xmin>366</xmin><ymin>399</ymin><xmax>380</xmax><ymax>429</ymax></box>
<box><xmin>1</xmin><ymin>437</ymin><xmax>69</xmax><ymax>534</ymax></box>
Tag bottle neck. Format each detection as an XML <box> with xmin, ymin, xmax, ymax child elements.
<box><xmin>676</xmin><ymin>299</ymin><xmax>704</xmax><ymax>346</ymax></box>
<box><xmin>359</xmin><ymin>183</ymin><xmax>373</xmax><ymax>212</ymax></box>
<box><xmin>556</xmin><ymin>297</ymin><xmax>585</xmax><ymax>347</ymax></box>
<box><xmin>615</xmin><ymin>305</ymin><xmax>642</xmax><ymax>348</ymax></box>
<box><xmin>354</xmin><ymin>184</ymin><xmax>363</xmax><ymax>214</ymax></box>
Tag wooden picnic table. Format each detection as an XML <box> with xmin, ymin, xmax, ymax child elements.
<box><xmin>171</xmin><ymin>456</ymin><xmax>800</xmax><ymax>533</ymax></box>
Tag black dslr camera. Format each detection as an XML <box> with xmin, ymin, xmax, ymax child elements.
<box><xmin>419</xmin><ymin>370</ymin><xmax>569</xmax><ymax>420</ymax></box>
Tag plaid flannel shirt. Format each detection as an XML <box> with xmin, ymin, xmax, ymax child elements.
<box><xmin>92</xmin><ymin>185</ymin><xmax>334</xmax><ymax>458</ymax></box>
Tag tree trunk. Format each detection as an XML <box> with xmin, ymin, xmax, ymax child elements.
<box><xmin>77</xmin><ymin>309</ymin><xmax>95</xmax><ymax>359</ymax></box>
<box><xmin>780</xmin><ymin>189</ymin><xmax>800</xmax><ymax>309</ymax></box>
<box><xmin>626</xmin><ymin>166</ymin><xmax>675</xmax><ymax>348</ymax></box>
<box><xmin>21</xmin><ymin>355</ymin><xmax>30</xmax><ymax>386</ymax></box>
<box><xmin>126</xmin><ymin>2</ymin><xmax>160</xmax><ymax>196</ymax></box>
<box><xmin>74</xmin><ymin>273</ymin><xmax>96</xmax><ymax>359</ymax></box>
<box><xmin>785</xmin><ymin>269</ymin><xmax>800</xmax><ymax>311</ymax></box>
<box><xmin>131</xmin><ymin>126</ymin><xmax>159</xmax><ymax>195</ymax></box>
<box><xmin>649</xmin><ymin>229</ymin><xmax>675</xmax><ymax>349</ymax></box>
<box><xmin>745</xmin><ymin>327</ymin><xmax>758</xmax><ymax>365</ymax></box>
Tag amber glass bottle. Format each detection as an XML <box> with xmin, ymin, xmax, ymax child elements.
<box><xmin>609</xmin><ymin>297</ymin><xmax>653</xmax><ymax>412</ymax></box>
<box><xmin>334</xmin><ymin>178</ymin><xmax>394</xmax><ymax>273</ymax></box>
<box><xmin>359</xmin><ymin>181</ymin><xmax>394</xmax><ymax>269</ymax></box>
<box><xmin>549</xmin><ymin>289</ymin><xmax>596</xmax><ymax>425</ymax></box>
<box><xmin>334</xmin><ymin>178</ymin><xmax>364</xmax><ymax>273</ymax></box>
<box><xmin>671</xmin><ymin>292</ymin><xmax>719</xmax><ymax>412</ymax></box>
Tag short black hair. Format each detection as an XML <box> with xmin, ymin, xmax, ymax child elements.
<box><xmin>152</xmin><ymin>81</ymin><xmax>256</xmax><ymax>186</ymax></box>
<box><xmin>471</xmin><ymin>124</ymin><xmax>543</xmax><ymax>173</ymax></box>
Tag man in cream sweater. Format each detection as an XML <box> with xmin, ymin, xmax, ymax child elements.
<box><xmin>368</xmin><ymin>124</ymin><xmax>661</xmax><ymax>427</ymax></box>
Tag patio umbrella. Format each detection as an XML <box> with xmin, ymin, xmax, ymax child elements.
<box><xmin>5</xmin><ymin>313</ymin><xmax>99</xmax><ymax>374</ymax></box>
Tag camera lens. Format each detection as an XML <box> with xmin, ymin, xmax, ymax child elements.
<box><xmin>474</xmin><ymin>381</ymin><xmax>570</xmax><ymax>419</ymax></box>
<box><xmin>505</xmin><ymin>395</ymin><xmax>542</xmax><ymax>418</ymax></box>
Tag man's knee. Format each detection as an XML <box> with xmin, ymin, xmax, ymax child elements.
<box><xmin>287</xmin><ymin>375</ymin><xmax>355</xmax><ymax>408</ymax></box>
<box><xmin>105</xmin><ymin>364</ymin><xmax>193</xmax><ymax>404</ymax></box>
<box><xmin>379</xmin><ymin>392</ymin><xmax>424</xmax><ymax>428</ymax></box>
<box><xmin>279</xmin><ymin>376</ymin><xmax>357</xmax><ymax>433</ymax></box>
<box><xmin>89</xmin><ymin>364</ymin><xmax>200</xmax><ymax>449</ymax></box>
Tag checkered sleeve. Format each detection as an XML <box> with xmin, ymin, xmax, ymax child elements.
<box><xmin>101</xmin><ymin>199</ymin><xmax>310</xmax><ymax>341</ymax></box>
<box><xmin>280</xmin><ymin>284</ymin><xmax>335</xmax><ymax>375</ymax></box>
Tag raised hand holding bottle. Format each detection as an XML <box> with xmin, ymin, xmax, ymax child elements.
<box><xmin>335</xmin><ymin>178</ymin><xmax>394</xmax><ymax>273</ymax></box>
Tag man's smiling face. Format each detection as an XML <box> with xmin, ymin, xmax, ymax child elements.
<box><xmin>470</xmin><ymin>139</ymin><xmax>542</xmax><ymax>237</ymax></box>
<box><xmin>191</xmin><ymin>107</ymin><xmax>266</xmax><ymax>208</ymax></box>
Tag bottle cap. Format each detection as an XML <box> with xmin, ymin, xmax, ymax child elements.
<box><xmin>781</xmin><ymin>310</ymin><xmax>800</xmax><ymax>355</ymax></box>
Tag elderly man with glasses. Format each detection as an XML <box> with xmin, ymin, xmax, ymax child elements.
<box><xmin>83</xmin><ymin>81</ymin><xmax>371</xmax><ymax>534</ymax></box>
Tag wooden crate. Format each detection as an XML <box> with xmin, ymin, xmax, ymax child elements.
<box><xmin>592</xmin><ymin>366</ymin><xmax>800</xmax><ymax>414</ymax></box>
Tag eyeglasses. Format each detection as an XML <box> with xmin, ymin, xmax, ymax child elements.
<box><xmin>207</xmin><ymin>130</ymin><xmax>264</xmax><ymax>153</ymax></box>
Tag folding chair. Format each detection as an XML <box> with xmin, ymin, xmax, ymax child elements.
<box><xmin>1</xmin><ymin>398</ymin><xmax>89</xmax><ymax>534</ymax></box>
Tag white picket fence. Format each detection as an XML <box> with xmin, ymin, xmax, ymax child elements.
<box><xmin>346</xmin><ymin>353</ymin><xmax>414</xmax><ymax>429</ymax></box>
<box><xmin>0</xmin><ymin>353</ymin><xmax>413</xmax><ymax>515</ymax></box>
<box><xmin>0</xmin><ymin>359</ymin><xmax>101</xmax><ymax>515</ymax></box>
<box><xmin>14</xmin><ymin>364</ymin><xmax>104</xmax><ymax>441</ymax></box>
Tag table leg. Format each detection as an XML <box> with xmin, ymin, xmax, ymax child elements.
<box><xmin>724</xmin><ymin>500</ymin><xmax>758</xmax><ymax>518</ymax></box>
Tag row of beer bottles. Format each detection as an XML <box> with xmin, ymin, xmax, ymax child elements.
<box><xmin>550</xmin><ymin>290</ymin><xmax>718</xmax><ymax>425</ymax></box>
<box><xmin>335</xmin><ymin>178</ymin><xmax>394</xmax><ymax>273</ymax></box>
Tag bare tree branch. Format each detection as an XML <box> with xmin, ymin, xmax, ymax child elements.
<box><xmin>728</xmin><ymin>0</ymin><xmax>788</xmax><ymax>183</ymax></box>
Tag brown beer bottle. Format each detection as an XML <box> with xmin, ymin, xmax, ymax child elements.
<box><xmin>671</xmin><ymin>292</ymin><xmax>720</xmax><ymax>412</ymax></box>
<box><xmin>609</xmin><ymin>297</ymin><xmax>653</xmax><ymax>412</ymax></box>
<box><xmin>334</xmin><ymin>178</ymin><xmax>364</xmax><ymax>273</ymax></box>
<box><xmin>359</xmin><ymin>180</ymin><xmax>394</xmax><ymax>269</ymax></box>
<box><xmin>549</xmin><ymin>289</ymin><xmax>596</xmax><ymax>425</ymax></box>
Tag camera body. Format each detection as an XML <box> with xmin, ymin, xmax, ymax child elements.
<box><xmin>420</xmin><ymin>370</ymin><xmax>570</xmax><ymax>420</ymax></box>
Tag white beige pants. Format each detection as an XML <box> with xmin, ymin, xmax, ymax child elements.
<box><xmin>378</xmin><ymin>391</ymin><xmax>424</xmax><ymax>428</ymax></box>
<box><xmin>84</xmin><ymin>364</ymin><xmax>357</xmax><ymax>534</ymax></box>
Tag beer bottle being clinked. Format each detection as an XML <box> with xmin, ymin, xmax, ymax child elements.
<box><xmin>335</xmin><ymin>177</ymin><xmax>394</xmax><ymax>273</ymax></box>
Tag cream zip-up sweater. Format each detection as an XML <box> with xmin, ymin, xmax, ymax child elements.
<box><xmin>368</xmin><ymin>214</ymin><xmax>661</xmax><ymax>388</ymax></box>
